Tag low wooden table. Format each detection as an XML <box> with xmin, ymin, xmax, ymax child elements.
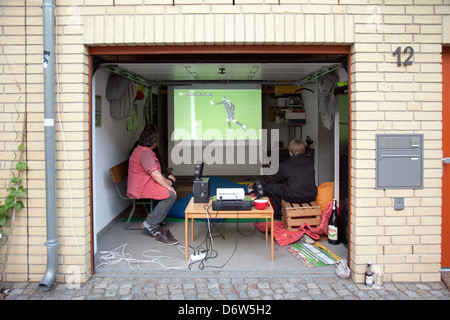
<box><xmin>184</xmin><ymin>197</ymin><xmax>274</xmax><ymax>261</ymax></box>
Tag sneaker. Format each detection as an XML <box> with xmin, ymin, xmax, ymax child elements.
<box><xmin>159</xmin><ymin>226</ymin><xmax>175</xmax><ymax>240</ymax></box>
<box><xmin>155</xmin><ymin>232</ymin><xmax>179</xmax><ymax>246</ymax></box>
<box><xmin>141</xmin><ymin>222</ymin><xmax>159</xmax><ymax>237</ymax></box>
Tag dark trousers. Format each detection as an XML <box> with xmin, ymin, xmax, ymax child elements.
<box><xmin>263</xmin><ymin>184</ymin><xmax>282</xmax><ymax>216</ymax></box>
<box><xmin>264</xmin><ymin>183</ymin><xmax>315</xmax><ymax>217</ymax></box>
<box><xmin>144</xmin><ymin>190</ymin><xmax>177</xmax><ymax>230</ymax></box>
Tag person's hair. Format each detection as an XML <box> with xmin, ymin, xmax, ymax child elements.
<box><xmin>143</xmin><ymin>124</ymin><xmax>158</xmax><ymax>133</ymax></box>
<box><xmin>138</xmin><ymin>130</ymin><xmax>158</xmax><ymax>147</ymax></box>
<box><xmin>288</xmin><ymin>139</ymin><xmax>306</xmax><ymax>156</ymax></box>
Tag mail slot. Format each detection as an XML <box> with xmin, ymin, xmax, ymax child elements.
<box><xmin>376</xmin><ymin>134</ymin><xmax>423</xmax><ymax>189</ymax></box>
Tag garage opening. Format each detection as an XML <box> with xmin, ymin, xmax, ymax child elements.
<box><xmin>89</xmin><ymin>46</ymin><xmax>350</xmax><ymax>275</ymax></box>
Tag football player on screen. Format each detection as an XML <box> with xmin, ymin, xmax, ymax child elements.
<box><xmin>210</xmin><ymin>96</ymin><xmax>247</xmax><ymax>132</ymax></box>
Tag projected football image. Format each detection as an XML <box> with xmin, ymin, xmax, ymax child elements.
<box><xmin>173</xmin><ymin>87</ymin><xmax>262</xmax><ymax>140</ymax></box>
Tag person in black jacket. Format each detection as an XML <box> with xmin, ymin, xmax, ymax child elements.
<box><xmin>264</xmin><ymin>139</ymin><xmax>318</xmax><ymax>218</ymax></box>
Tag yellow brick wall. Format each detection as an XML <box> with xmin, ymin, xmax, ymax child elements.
<box><xmin>0</xmin><ymin>1</ymin><xmax>28</xmax><ymax>282</ymax></box>
<box><xmin>0</xmin><ymin>0</ymin><xmax>449</xmax><ymax>284</ymax></box>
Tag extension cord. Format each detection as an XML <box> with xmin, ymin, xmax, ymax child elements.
<box><xmin>190</xmin><ymin>252</ymin><xmax>206</xmax><ymax>262</ymax></box>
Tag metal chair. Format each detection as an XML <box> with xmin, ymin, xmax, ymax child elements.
<box><xmin>109</xmin><ymin>160</ymin><xmax>153</xmax><ymax>229</ymax></box>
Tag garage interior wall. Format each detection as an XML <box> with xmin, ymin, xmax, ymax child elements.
<box><xmin>0</xmin><ymin>1</ymin><xmax>448</xmax><ymax>284</ymax></box>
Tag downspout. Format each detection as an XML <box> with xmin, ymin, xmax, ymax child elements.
<box><xmin>39</xmin><ymin>0</ymin><xmax>59</xmax><ymax>291</ymax></box>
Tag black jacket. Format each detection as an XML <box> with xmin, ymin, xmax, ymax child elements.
<box><xmin>268</xmin><ymin>153</ymin><xmax>317</xmax><ymax>203</ymax></box>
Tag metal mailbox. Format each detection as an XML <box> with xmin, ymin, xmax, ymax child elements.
<box><xmin>376</xmin><ymin>134</ymin><xmax>423</xmax><ymax>189</ymax></box>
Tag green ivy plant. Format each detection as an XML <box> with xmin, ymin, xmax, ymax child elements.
<box><xmin>1</xmin><ymin>100</ymin><xmax>27</xmax><ymax>292</ymax></box>
<box><xmin>0</xmin><ymin>141</ymin><xmax>27</xmax><ymax>292</ymax></box>
<box><xmin>0</xmin><ymin>143</ymin><xmax>27</xmax><ymax>241</ymax></box>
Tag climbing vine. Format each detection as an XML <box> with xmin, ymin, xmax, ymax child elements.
<box><xmin>0</xmin><ymin>125</ymin><xmax>27</xmax><ymax>292</ymax></box>
<box><xmin>0</xmin><ymin>142</ymin><xmax>27</xmax><ymax>239</ymax></box>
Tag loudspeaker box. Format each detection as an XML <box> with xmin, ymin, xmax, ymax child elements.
<box><xmin>193</xmin><ymin>178</ymin><xmax>210</xmax><ymax>203</ymax></box>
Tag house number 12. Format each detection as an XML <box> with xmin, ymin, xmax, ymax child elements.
<box><xmin>393</xmin><ymin>46</ymin><xmax>414</xmax><ymax>66</ymax></box>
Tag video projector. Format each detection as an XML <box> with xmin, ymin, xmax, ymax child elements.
<box><xmin>212</xmin><ymin>188</ymin><xmax>252</xmax><ymax>211</ymax></box>
<box><xmin>216</xmin><ymin>188</ymin><xmax>245</xmax><ymax>201</ymax></box>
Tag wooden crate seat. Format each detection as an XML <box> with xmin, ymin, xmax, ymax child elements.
<box><xmin>281</xmin><ymin>199</ymin><xmax>321</xmax><ymax>231</ymax></box>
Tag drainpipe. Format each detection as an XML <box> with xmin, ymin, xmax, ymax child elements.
<box><xmin>39</xmin><ymin>0</ymin><xmax>59</xmax><ymax>291</ymax></box>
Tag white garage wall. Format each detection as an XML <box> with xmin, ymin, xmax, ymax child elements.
<box><xmin>92</xmin><ymin>68</ymin><xmax>145</xmax><ymax>252</ymax></box>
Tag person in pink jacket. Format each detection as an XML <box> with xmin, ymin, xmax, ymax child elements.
<box><xmin>127</xmin><ymin>129</ymin><xmax>178</xmax><ymax>245</ymax></box>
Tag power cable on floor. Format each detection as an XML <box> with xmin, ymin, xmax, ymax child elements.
<box><xmin>96</xmin><ymin>243</ymin><xmax>192</xmax><ymax>271</ymax></box>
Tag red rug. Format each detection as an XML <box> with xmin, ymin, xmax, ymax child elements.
<box><xmin>254</xmin><ymin>201</ymin><xmax>334</xmax><ymax>246</ymax></box>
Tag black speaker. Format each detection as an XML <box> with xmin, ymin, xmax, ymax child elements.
<box><xmin>194</xmin><ymin>177</ymin><xmax>210</xmax><ymax>203</ymax></box>
<box><xmin>254</xmin><ymin>181</ymin><xmax>264</xmax><ymax>198</ymax></box>
<box><xmin>194</xmin><ymin>161</ymin><xmax>204</xmax><ymax>180</ymax></box>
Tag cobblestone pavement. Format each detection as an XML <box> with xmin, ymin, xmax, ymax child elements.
<box><xmin>2</xmin><ymin>272</ymin><xmax>449</xmax><ymax>302</ymax></box>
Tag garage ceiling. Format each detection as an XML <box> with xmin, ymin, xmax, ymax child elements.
<box><xmin>109</xmin><ymin>62</ymin><xmax>337</xmax><ymax>82</ymax></box>
<box><xmin>94</xmin><ymin>47</ymin><xmax>349</xmax><ymax>86</ymax></box>
<box><xmin>101</xmin><ymin>62</ymin><xmax>342</xmax><ymax>87</ymax></box>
